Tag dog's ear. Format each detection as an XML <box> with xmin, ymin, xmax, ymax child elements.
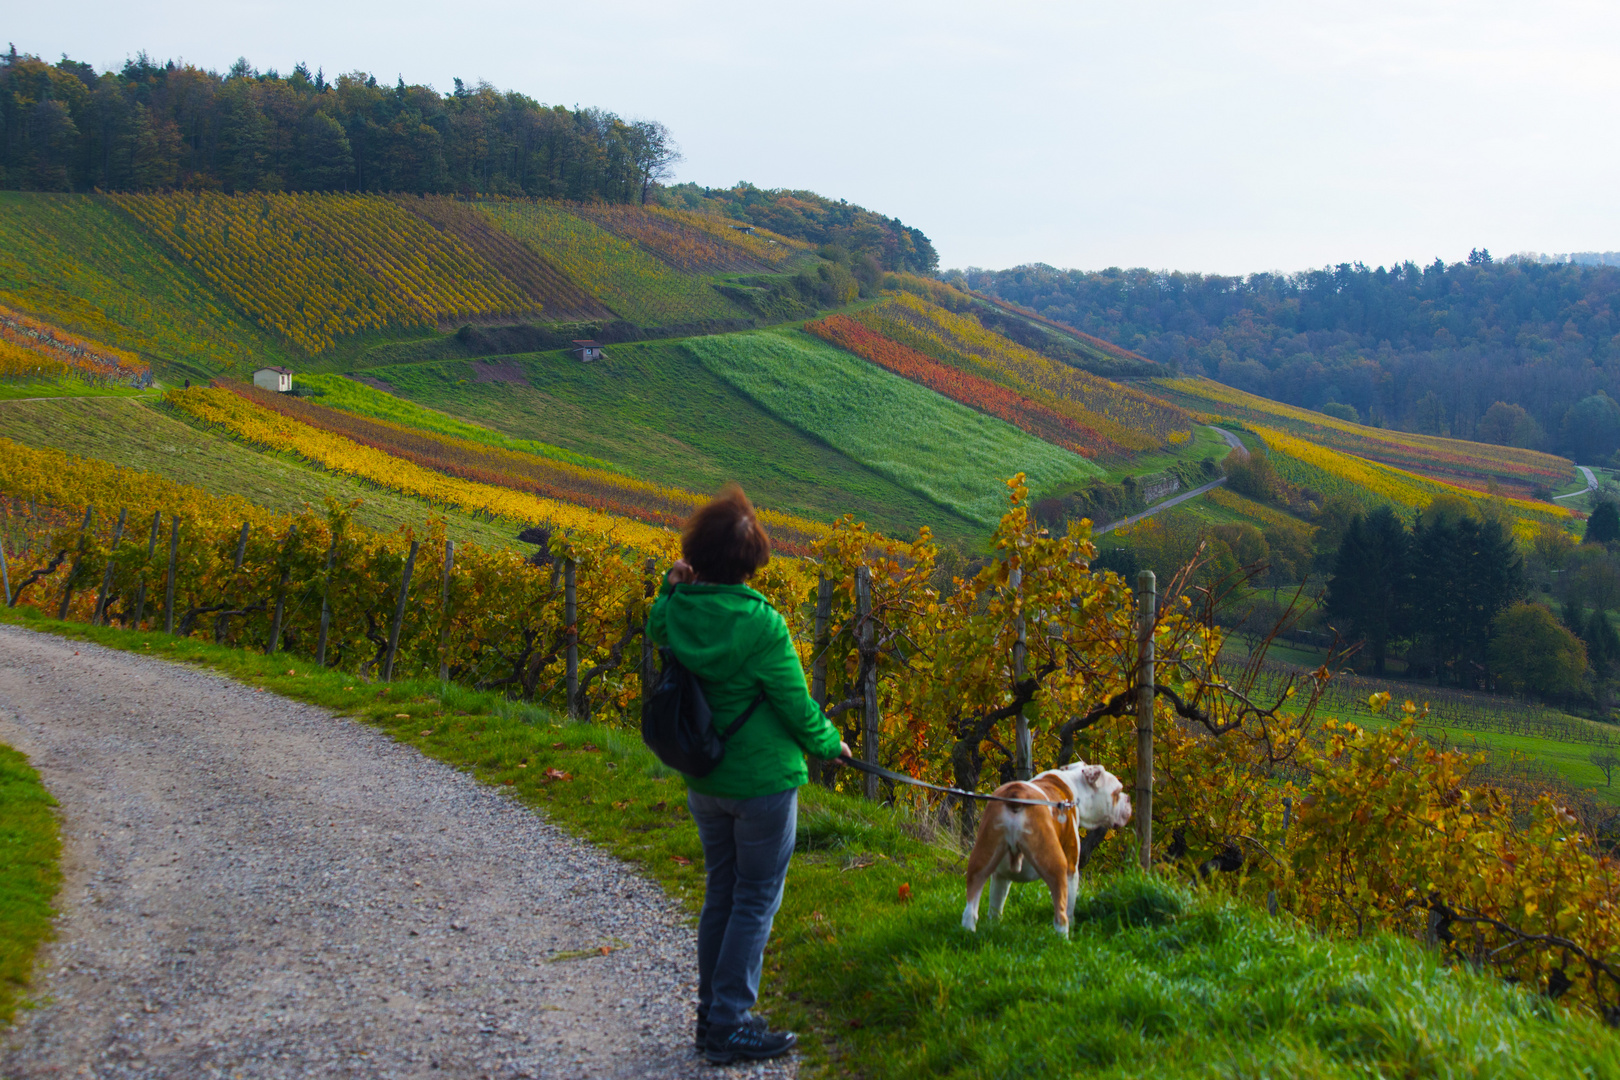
<box><xmin>1081</xmin><ymin>764</ymin><xmax>1105</xmax><ymax>789</ymax></box>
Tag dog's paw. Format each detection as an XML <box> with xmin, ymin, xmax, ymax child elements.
<box><xmin>961</xmin><ymin>908</ymin><xmax>978</xmax><ymax>932</ymax></box>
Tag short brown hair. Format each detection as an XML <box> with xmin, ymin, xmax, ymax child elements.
<box><xmin>683</xmin><ymin>485</ymin><xmax>771</xmax><ymax>584</ymax></box>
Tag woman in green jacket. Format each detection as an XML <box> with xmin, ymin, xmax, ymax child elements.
<box><xmin>647</xmin><ymin>486</ymin><xmax>849</xmax><ymax>1065</ymax></box>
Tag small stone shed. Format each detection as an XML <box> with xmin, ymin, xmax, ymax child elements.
<box><xmin>253</xmin><ymin>366</ymin><xmax>294</xmax><ymax>392</ymax></box>
<box><xmin>571</xmin><ymin>340</ymin><xmax>605</xmax><ymax>363</ymax></box>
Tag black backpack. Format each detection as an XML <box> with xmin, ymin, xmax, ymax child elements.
<box><xmin>641</xmin><ymin>648</ymin><xmax>765</xmax><ymax>778</ymax></box>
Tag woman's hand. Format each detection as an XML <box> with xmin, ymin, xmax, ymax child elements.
<box><xmin>667</xmin><ymin>559</ymin><xmax>696</xmax><ymax>585</ymax></box>
<box><xmin>837</xmin><ymin>741</ymin><xmax>853</xmax><ymax>760</ymax></box>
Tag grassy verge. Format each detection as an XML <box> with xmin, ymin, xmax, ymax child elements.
<box><xmin>4</xmin><ymin>604</ymin><xmax>1618</xmax><ymax>1076</ymax></box>
<box><xmin>0</xmin><ymin>740</ymin><xmax>61</xmax><ymax>1025</ymax></box>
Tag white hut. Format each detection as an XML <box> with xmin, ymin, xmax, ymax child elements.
<box><xmin>253</xmin><ymin>366</ymin><xmax>294</xmax><ymax>392</ymax></box>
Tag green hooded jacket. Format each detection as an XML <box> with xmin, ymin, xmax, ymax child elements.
<box><xmin>647</xmin><ymin>579</ymin><xmax>843</xmax><ymax>798</ymax></box>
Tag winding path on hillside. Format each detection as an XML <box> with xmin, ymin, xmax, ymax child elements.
<box><xmin>1553</xmin><ymin>465</ymin><xmax>1599</xmax><ymax>501</ymax></box>
<box><xmin>0</xmin><ymin>626</ymin><xmax>792</xmax><ymax>1080</ymax></box>
<box><xmin>1093</xmin><ymin>427</ymin><xmax>1244</xmax><ymax>536</ymax></box>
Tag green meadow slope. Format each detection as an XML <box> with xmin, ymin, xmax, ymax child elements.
<box><xmin>687</xmin><ymin>329</ymin><xmax>1103</xmax><ymax>525</ymax></box>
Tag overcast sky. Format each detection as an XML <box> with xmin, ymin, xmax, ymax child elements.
<box><xmin>12</xmin><ymin>1</ymin><xmax>1620</xmax><ymax>274</ymax></box>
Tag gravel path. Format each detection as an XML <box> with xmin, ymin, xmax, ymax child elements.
<box><xmin>0</xmin><ymin>625</ymin><xmax>799</xmax><ymax>1079</ymax></box>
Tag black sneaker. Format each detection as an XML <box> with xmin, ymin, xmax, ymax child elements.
<box><xmin>695</xmin><ymin>1013</ymin><xmax>765</xmax><ymax>1051</ymax></box>
<box><xmin>703</xmin><ymin>1020</ymin><xmax>797</xmax><ymax>1064</ymax></box>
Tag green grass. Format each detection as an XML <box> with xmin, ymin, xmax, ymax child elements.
<box><xmin>6</xmin><ymin>603</ymin><xmax>1618</xmax><ymax>1077</ymax></box>
<box><xmin>0</xmin><ymin>193</ymin><xmax>291</xmax><ymax>381</ymax></box>
<box><xmin>295</xmin><ymin>373</ymin><xmax>622</xmax><ymax>473</ymax></box>
<box><xmin>475</xmin><ymin>201</ymin><xmax>747</xmax><ymax>326</ymax></box>
<box><xmin>0</xmin><ymin>397</ymin><xmax>523</xmax><ymax>549</ymax></box>
<box><xmin>688</xmin><ymin>329</ymin><xmax>1103</xmax><ymax>525</ymax></box>
<box><xmin>347</xmin><ymin>342</ymin><xmax>981</xmax><ymax>543</ymax></box>
<box><xmin>0</xmin><ymin>742</ymin><xmax>60</xmax><ymax>1025</ymax></box>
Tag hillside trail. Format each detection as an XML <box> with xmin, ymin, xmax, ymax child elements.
<box><xmin>1553</xmin><ymin>465</ymin><xmax>1599</xmax><ymax>501</ymax></box>
<box><xmin>0</xmin><ymin>625</ymin><xmax>797</xmax><ymax>1080</ymax></box>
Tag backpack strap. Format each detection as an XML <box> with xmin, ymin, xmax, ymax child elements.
<box><xmin>715</xmin><ymin>691</ymin><xmax>768</xmax><ymax>742</ymax></box>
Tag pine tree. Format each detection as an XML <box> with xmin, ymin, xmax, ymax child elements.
<box><xmin>1325</xmin><ymin>505</ymin><xmax>1408</xmax><ymax>675</ymax></box>
<box><xmin>1587</xmin><ymin>500</ymin><xmax>1620</xmax><ymax>546</ymax></box>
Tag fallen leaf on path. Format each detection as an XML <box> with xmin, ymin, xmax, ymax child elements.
<box><xmin>670</xmin><ymin>855</ymin><xmax>692</xmax><ymax>866</ymax></box>
<box><xmin>612</xmin><ymin>800</ymin><xmax>633</xmax><ymax>810</ymax></box>
<box><xmin>420</xmin><ymin>730</ymin><xmax>433</xmax><ymax>736</ymax></box>
<box><xmin>898</xmin><ymin>883</ymin><xmax>912</xmax><ymax>903</ymax></box>
<box><xmin>551</xmin><ymin>742</ymin><xmax>567</xmax><ymax>750</ymax></box>
<box><xmin>581</xmin><ymin>743</ymin><xmax>600</xmax><ymax>752</ymax></box>
<box><xmin>543</xmin><ymin>768</ymin><xmax>572</xmax><ymax>782</ymax></box>
<box><xmin>285</xmin><ymin>669</ymin><xmax>295</xmax><ymax>676</ymax></box>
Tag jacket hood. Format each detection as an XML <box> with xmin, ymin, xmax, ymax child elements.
<box><xmin>660</xmin><ymin>583</ymin><xmax>772</xmax><ymax>683</ymax></box>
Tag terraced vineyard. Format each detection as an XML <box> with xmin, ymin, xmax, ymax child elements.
<box><xmin>390</xmin><ymin>196</ymin><xmax>612</xmax><ymax>321</ymax></box>
<box><xmin>112</xmin><ymin>193</ymin><xmax>535</xmax><ymax>353</ymax></box>
<box><xmin>1154</xmin><ymin>376</ymin><xmax>1574</xmax><ymax>496</ymax></box>
<box><xmin>474</xmin><ymin>201</ymin><xmax>747</xmax><ymax>325</ymax></box>
<box><xmin>847</xmin><ymin>293</ymin><xmax>1192</xmax><ymax>453</ymax></box>
<box><xmin>0</xmin><ymin>193</ymin><xmax>288</xmax><ymax>379</ymax></box>
<box><xmin>570</xmin><ymin>204</ymin><xmax>781</xmax><ymax>273</ymax></box>
<box><xmin>686</xmin><ymin>329</ymin><xmax>1101</xmax><ymax>525</ymax></box>
<box><xmin>1256</xmin><ymin>423</ymin><xmax>1572</xmax><ymax>535</ymax></box>
<box><xmin>807</xmin><ymin>313</ymin><xmax>1119</xmax><ymax>457</ymax></box>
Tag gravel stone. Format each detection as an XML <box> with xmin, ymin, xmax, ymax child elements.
<box><xmin>0</xmin><ymin>625</ymin><xmax>800</xmax><ymax>1079</ymax></box>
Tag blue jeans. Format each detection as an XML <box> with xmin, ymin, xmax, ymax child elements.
<box><xmin>687</xmin><ymin>787</ymin><xmax>798</xmax><ymax>1029</ymax></box>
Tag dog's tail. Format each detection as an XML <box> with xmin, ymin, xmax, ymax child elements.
<box><xmin>996</xmin><ymin>782</ymin><xmax>1046</xmax><ymax>875</ymax></box>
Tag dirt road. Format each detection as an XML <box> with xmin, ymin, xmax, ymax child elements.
<box><xmin>0</xmin><ymin>625</ymin><xmax>794</xmax><ymax>1079</ymax></box>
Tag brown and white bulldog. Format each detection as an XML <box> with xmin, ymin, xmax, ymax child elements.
<box><xmin>961</xmin><ymin>761</ymin><xmax>1132</xmax><ymax>937</ymax></box>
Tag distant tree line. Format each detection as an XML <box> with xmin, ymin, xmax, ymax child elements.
<box><xmin>0</xmin><ymin>48</ymin><xmax>679</xmax><ymax>202</ymax></box>
<box><xmin>659</xmin><ymin>182</ymin><xmax>937</xmax><ymax>274</ymax></box>
<box><xmin>1318</xmin><ymin>498</ymin><xmax>1610</xmax><ymax>702</ymax></box>
<box><xmin>962</xmin><ymin>253</ymin><xmax>1620</xmax><ymax>463</ymax></box>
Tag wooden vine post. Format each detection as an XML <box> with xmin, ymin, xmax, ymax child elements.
<box><xmin>1010</xmin><ymin>565</ymin><xmax>1032</xmax><ymax>781</ymax></box>
<box><xmin>564</xmin><ymin>558</ymin><xmax>580</xmax><ymax>720</ymax></box>
<box><xmin>810</xmin><ymin>575</ymin><xmax>834</xmax><ymax>786</ymax></box>
<box><xmin>1136</xmin><ymin>570</ymin><xmax>1156</xmax><ymax>870</ymax></box>
<box><xmin>162</xmin><ymin>516</ymin><xmax>180</xmax><ymax>635</ymax></box>
<box><xmin>267</xmin><ymin>525</ymin><xmax>297</xmax><ymax>654</ymax></box>
<box><xmin>132</xmin><ymin>510</ymin><xmax>160</xmax><ymax>626</ymax></box>
<box><xmin>57</xmin><ymin>506</ymin><xmax>94</xmax><ymax>621</ymax></box>
<box><xmin>93</xmin><ymin>507</ymin><xmax>128</xmax><ymax>626</ymax></box>
<box><xmin>856</xmin><ymin>565</ymin><xmax>879</xmax><ymax>800</ymax></box>
<box><xmin>438</xmin><ymin>539</ymin><xmax>455</xmax><ymax>682</ymax></box>
<box><xmin>316</xmin><ymin>533</ymin><xmax>337</xmax><ymax>667</ymax></box>
<box><xmin>382</xmin><ymin>540</ymin><xmax>419</xmax><ymax>683</ymax></box>
<box><xmin>639</xmin><ymin>557</ymin><xmax>656</xmax><ymax>711</ymax></box>
<box><xmin>810</xmin><ymin>575</ymin><xmax>832</xmax><ymax>707</ymax></box>
<box><xmin>0</xmin><ymin>523</ymin><xmax>9</xmax><ymax>608</ymax></box>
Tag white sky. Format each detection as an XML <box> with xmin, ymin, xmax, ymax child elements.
<box><xmin>12</xmin><ymin>1</ymin><xmax>1620</xmax><ymax>274</ymax></box>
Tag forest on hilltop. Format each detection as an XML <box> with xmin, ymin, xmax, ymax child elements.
<box><xmin>964</xmin><ymin>255</ymin><xmax>1620</xmax><ymax>462</ymax></box>
<box><xmin>0</xmin><ymin>48</ymin><xmax>677</xmax><ymax>201</ymax></box>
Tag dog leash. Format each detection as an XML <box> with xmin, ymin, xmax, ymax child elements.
<box><xmin>837</xmin><ymin>755</ymin><xmax>1076</xmax><ymax>810</ymax></box>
